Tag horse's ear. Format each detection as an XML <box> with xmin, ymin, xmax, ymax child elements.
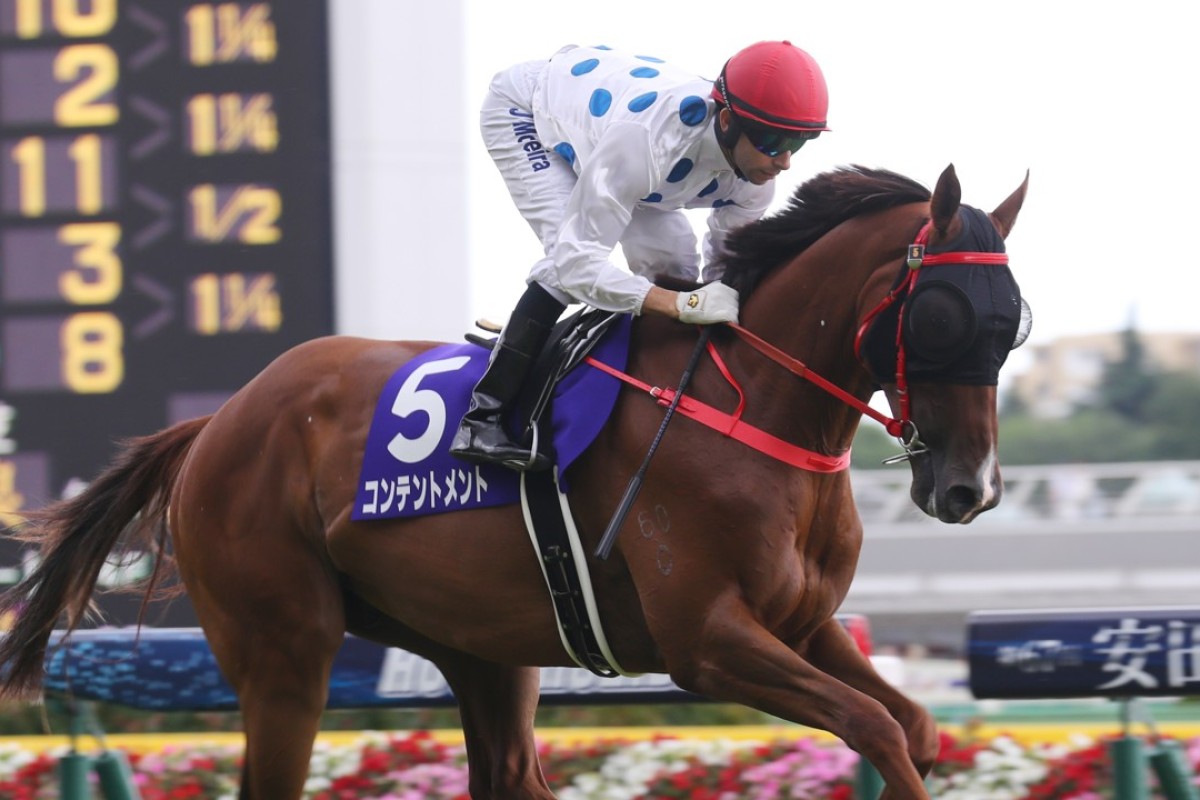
<box><xmin>991</xmin><ymin>170</ymin><xmax>1030</xmax><ymax>240</ymax></box>
<box><xmin>930</xmin><ymin>164</ymin><xmax>961</xmax><ymax>236</ymax></box>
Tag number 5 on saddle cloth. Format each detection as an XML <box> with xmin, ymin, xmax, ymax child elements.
<box><xmin>352</xmin><ymin>308</ymin><xmax>626</xmax><ymax>520</ymax></box>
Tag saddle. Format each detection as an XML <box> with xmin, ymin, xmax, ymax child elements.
<box><xmin>468</xmin><ymin>307</ymin><xmax>622</xmax><ymax>469</ymax></box>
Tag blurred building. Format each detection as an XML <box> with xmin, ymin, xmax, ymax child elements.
<box><xmin>1009</xmin><ymin>331</ymin><xmax>1200</xmax><ymax>418</ymax></box>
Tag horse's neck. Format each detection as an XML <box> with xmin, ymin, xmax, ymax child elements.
<box><xmin>734</xmin><ymin>220</ymin><xmax>909</xmax><ymax>452</ymax></box>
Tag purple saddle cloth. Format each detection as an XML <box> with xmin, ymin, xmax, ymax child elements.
<box><xmin>352</xmin><ymin>315</ymin><xmax>631</xmax><ymax>521</ymax></box>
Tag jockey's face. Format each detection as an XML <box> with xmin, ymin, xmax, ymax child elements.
<box><xmin>719</xmin><ymin>109</ymin><xmax>792</xmax><ymax>185</ymax></box>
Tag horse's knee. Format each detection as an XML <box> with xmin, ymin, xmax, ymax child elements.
<box><xmin>898</xmin><ymin>702</ymin><xmax>940</xmax><ymax>775</ymax></box>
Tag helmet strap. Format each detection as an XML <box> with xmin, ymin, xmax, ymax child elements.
<box><xmin>713</xmin><ymin>108</ymin><xmax>747</xmax><ymax>180</ymax></box>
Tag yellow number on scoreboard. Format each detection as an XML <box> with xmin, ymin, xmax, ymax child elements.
<box><xmin>54</xmin><ymin>43</ymin><xmax>119</xmax><ymax>127</ymax></box>
<box><xmin>61</xmin><ymin>311</ymin><xmax>124</xmax><ymax>393</ymax></box>
<box><xmin>58</xmin><ymin>222</ymin><xmax>122</xmax><ymax>305</ymax></box>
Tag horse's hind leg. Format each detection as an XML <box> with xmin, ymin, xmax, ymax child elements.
<box><xmin>436</xmin><ymin>656</ymin><xmax>555</xmax><ymax>800</ymax></box>
<box><xmin>230</xmin><ymin>623</ymin><xmax>343</xmax><ymax>800</ymax></box>
<box><xmin>176</xmin><ymin>509</ymin><xmax>345</xmax><ymax>799</ymax></box>
<box><xmin>341</xmin><ymin>592</ymin><xmax>554</xmax><ymax>799</ymax></box>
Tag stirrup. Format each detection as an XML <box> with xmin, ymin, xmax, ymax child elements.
<box><xmin>501</xmin><ymin>452</ymin><xmax>551</xmax><ymax>472</ymax></box>
<box><xmin>450</xmin><ymin>422</ymin><xmax>551</xmax><ymax>472</ymax></box>
<box><xmin>452</xmin><ymin>444</ymin><xmax>550</xmax><ymax>472</ymax></box>
<box><xmin>502</xmin><ymin>425</ymin><xmax>549</xmax><ymax>472</ymax></box>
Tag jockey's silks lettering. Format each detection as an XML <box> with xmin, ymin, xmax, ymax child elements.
<box><xmin>508</xmin><ymin>108</ymin><xmax>550</xmax><ymax>171</ymax></box>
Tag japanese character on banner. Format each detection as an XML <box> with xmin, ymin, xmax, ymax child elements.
<box><xmin>1093</xmin><ymin>618</ymin><xmax>1162</xmax><ymax>690</ymax></box>
<box><xmin>1166</xmin><ymin>620</ymin><xmax>1200</xmax><ymax>689</ymax></box>
<box><xmin>442</xmin><ymin>466</ymin><xmax>490</xmax><ymax>507</ymax></box>
<box><xmin>426</xmin><ymin>470</ymin><xmax>442</xmax><ymax>508</ymax></box>
<box><xmin>360</xmin><ymin>465</ymin><xmax>492</xmax><ymax>516</ymax></box>
<box><xmin>443</xmin><ymin>470</ymin><xmax>463</xmax><ymax>505</ymax></box>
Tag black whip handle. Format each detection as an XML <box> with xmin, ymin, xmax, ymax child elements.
<box><xmin>594</xmin><ymin>326</ymin><xmax>713</xmax><ymax>559</ymax></box>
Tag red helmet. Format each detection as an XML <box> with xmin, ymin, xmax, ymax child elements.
<box><xmin>711</xmin><ymin>40</ymin><xmax>830</xmax><ymax>132</ymax></box>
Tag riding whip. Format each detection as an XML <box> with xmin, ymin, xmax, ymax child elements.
<box><xmin>594</xmin><ymin>326</ymin><xmax>713</xmax><ymax>560</ymax></box>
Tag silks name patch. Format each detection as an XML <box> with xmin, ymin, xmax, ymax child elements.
<box><xmin>353</xmin><ymin>315</ymin><xmax>631</xmax><ymax>521</ymax></box>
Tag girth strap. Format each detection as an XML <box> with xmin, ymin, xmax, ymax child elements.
<box><xmin>520</xmin><ymin>469</ymin><xmax>634</xmax><ymax>677</ymax></box>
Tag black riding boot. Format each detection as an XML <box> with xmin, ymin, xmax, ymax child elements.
<box><xmin>450</xmin><ymin>283</ymin><xmax>565</xmax><ymax>471</ymax></box>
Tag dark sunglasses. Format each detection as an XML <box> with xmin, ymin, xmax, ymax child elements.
<box><xmin>744</xmin><ymin>127</ymin><xmax>820</xmax><ymax>157</ymax></box>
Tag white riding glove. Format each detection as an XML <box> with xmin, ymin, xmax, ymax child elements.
<box><xmin>675</xmin><ymin>283</ymin><xmax>740</xmax><ymax>325</ymax></box>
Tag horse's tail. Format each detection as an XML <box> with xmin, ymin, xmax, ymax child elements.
<box><xmin>0</xmin><ymin>415</ymin><xmax>210</xmax><ymax>698</ymax></box>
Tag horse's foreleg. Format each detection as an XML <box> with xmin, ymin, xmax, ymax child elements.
<box><xmin>660</xmin><ymin>605</ymin><xmax>929</xmax><ymax>800</ymax></box>
<box><xmin>437</xmin><ymin>657</ymin><xmax>555</xmax><ymax>800</ymax></box>
<box><xmin>800</xmin><ymin>618</ymin><xmax>939</xmax><ymax>786</ymax></box>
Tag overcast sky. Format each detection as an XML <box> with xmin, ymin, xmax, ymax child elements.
<box><xmin>458</xmin><ymin>0</ymin><xmax>1198</xmax><ymax>357</ymax></box>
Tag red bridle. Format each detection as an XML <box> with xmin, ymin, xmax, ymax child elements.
<box><xmin>585</xmin><ymin>220</ymin><xmax>1010</xmax><ymax>470</ymax></box>
<box><xmin>851</xmin><ymin>220</ymin><xmax>1009</xmax><ymax>446</ymax></box>
<box><xmin>728</xmin><ymin>220</ymin><xmax>1008</xmax><ymax>461</ymax></box>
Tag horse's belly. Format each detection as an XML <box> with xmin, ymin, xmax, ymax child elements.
<box><xmin>329</xmin><ymin>509</ymin><xmax>586</xmax><ymax>667</ymax></box>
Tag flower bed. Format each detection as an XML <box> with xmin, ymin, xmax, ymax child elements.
<box><xmin>0</xmin><ymin>730</ymin><xmax>1197</xmax><ymax>799</ymax></box>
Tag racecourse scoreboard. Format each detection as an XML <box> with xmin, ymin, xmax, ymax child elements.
<box><xmin>0</xmin><ymin>1</ymin><xmax>333</xmax><ymax>616</ymax></box>
<box><xmin>0</xmin><ymin>1</ymin><xmax>333</xmax><ymax>503</ymax></box>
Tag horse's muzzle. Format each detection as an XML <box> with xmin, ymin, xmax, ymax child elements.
<box><xmin>910</xmin><ymin>452</ymin><xmax>1002</xmax><ymax>524</ymax></box>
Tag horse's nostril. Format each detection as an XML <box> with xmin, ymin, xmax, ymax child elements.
<box><xmin>944</xmin><ymin>485</ymin><xmax>982</xmax><ymax>519</ymax></box>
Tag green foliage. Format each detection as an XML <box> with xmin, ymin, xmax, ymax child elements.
<box><xmin>1096</xmin><ymin>325</ymin><xmax>1158</xmax><ymax>422</ymax></box>
<box><xmin>850</xmin><ymin>424</ymin><xmax>906</xmax><ymax>469</ymax></box>
<box><xmin>998</xmin><ymin>324</ymin><xmax>1200</xmax><ymax>465</ymax></box>
<box><xmin>997</xmin><ymin>408</ymin><xmax>1161</xmax><ymax>465</ymax></box>
<box><xmin>1144</xmin><ymin>371</ymin><xmax>1200</xmax><ymax>458</ymax></box>
<box><xmin>535</xmin><ymin>702</ymin><xmax>773</xmax><ymax>728</ymax></box>
<box><xmin>1009</xmin><ymin>363</ymin><xmax>1200</xmax><ymax>465</ymax></box>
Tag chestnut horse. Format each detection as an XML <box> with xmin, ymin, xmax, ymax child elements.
<box><xmin>0</xmin><ymin>164</ymin><xmax>1028</xmax><ymax>799</ymax></box>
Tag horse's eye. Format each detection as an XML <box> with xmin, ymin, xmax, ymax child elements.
<box><xmin>904</xmin><ymin>281</ymin><xmax>976</xmax><ymax>363</ymax></box>
<box><xmin>1011</xmin><ymin>297</ymin><xmax>1033</xmax><ymax>350</ymax></box>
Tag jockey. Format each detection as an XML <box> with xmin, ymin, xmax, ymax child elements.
<box><xmin>451</xmin><ymin>40</ymin><xmax>830</xmax><ymax>471</ymax></box>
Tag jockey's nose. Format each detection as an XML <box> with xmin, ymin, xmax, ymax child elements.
<box><xmin>773</xmin><ymin>150</ymin><xmax>792</xmax><ymax>171</ymax></box>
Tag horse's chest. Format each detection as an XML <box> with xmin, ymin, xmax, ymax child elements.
<box><xmin>748</xmin><ymin>518</ymin><xmax>860</xmax><ymax>636</ymax></box>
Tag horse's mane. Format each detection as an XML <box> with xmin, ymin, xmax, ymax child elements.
<box><xmin>719</xmin><ymin>165</ymin><xmax>932</xmax><ymax>298</ymax></box>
